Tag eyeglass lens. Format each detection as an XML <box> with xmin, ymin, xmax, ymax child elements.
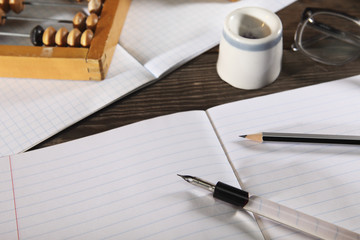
<box><xmin>297</xmin><ymin>12</ymin><xmax>360</xmax><ymax>65</ymax></box>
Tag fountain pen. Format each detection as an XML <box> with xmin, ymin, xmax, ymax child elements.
<box><xmin>178</xmin><ymin>174</ymin><xmax>359</xmax><ymax>240</ymax></box>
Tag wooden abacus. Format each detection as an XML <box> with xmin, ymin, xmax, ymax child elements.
<box><xmin>0</xmin><ymin>0</ymin><xmax>131</xmax><ymax>80</ymax></box>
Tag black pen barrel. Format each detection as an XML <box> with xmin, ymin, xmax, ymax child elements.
<box><xmin>213</xmin><ymin>181</ymin><xmax>249</xmax><ymax>207</ymax></box>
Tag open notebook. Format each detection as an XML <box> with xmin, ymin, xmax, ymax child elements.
<box><xmin>0</xmin><ymin>0</ymin><xmax>296</xmax><ymax>157</ymax></box>
<box><xmin>1</xmin><ymin>75</ymin><xmax>359</xmax><ymax>239</ymax></box>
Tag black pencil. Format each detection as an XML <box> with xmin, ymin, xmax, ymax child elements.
<box><xmin>240</xmin><ymin>132</ymin><xmax>360</xmax><ymax>145</ymax></box>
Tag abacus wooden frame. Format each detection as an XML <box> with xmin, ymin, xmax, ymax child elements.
<box><xmin>0</xmin><ymin>0</ymin><xmax>131</xmax><ymax>81</ymax></box>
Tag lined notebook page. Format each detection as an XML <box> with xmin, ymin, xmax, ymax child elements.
<box><xmin>2</xmin><ymin>111</ymin><xmax>263</xmax><ymax>240</ymax></box>
<box><xmin>121</xmin><ymin>0</ymin><xmax>295</xmax><ymax>78</ymax></box>
<box><xmin>208</xmin><ymin>75</ymin><xmax>360</xmax><ymax>239</ymax></box>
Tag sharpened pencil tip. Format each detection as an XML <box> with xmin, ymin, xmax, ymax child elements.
<box><xmin>239</xmin><ymin>135</ymin><xmax>247</xmax><ymax>138</ymax></box>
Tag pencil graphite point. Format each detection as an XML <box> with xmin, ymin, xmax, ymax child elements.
<box><xmin>240</xmin><ymin>133</ymin><xmax>263</xmax><ymax>142</ymax></box>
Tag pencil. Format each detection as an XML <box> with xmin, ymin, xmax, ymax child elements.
<box><xmin>240</xmin><ymin>132</ymin><xmax>360</xmax><ymax>145</ymax></box>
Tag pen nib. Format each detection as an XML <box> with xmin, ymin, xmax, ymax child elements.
<box><xmin>177</xmin><ymin>174</ymin><xmax>193</xmax><ymax>183</ymax></box>
<box><xmin>177</xmin><ymin>174</ymin><xmax>215</xmax><ymax>192</ymax></box>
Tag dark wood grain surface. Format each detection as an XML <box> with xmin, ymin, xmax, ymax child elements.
<box><xmin>33</xmin><ymin>0</ymin><xmax>360</xmax><ymax>150</ymax></box>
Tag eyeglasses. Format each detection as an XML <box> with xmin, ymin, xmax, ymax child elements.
<box><xmin>292</xmin><ymin>8</ymin><xmax>360</xmax><ymax>65</ymax></box>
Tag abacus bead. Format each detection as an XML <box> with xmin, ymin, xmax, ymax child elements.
<box><xmin>80</xmin><ymin>29</ymin><xmax>93</xmax><ymax>47</ymax></box>
<box><xmin>42</xmin><ymin>26</ymin><xmax>56</xmax><ymax>46</ymax></box>
<box><xmin>86</xmin><ymin>13</ymin><xmax>98</xmax><ymax>31</ymax></box>
<box><xmin>88</xmin><ymin>0</ymin><xmax>101</xmax><ymax>15</ymax></box>
<box><xmin>30</xmin><ymin>25</ymin><xmax>44</xmax><ymax>46</ymax></box>
<box><xmin>0</xmin><ymin>8</ymin><xmax>6</xmax><ymax>25</ymax></box>
<box><xmin>73</xmin><ymin>11</ymin><xmax>86</xmax><ymax>31</ymax></box>
<box><xmin>9</xmin><ymin>0</ymin><xmax>24</xmax><ymax>14</ymax></box>
<box><xmin>67</xmin><ymin>28</ymin><xmax>81</xmax><ymax>47</ymax></box>
<box><xmin>55</xmin><ymin>27</ymin><xmax>69</xmax><ymax>47</ymax></box>
<box><xmin>0</xmin><ymin>0</ymin><xmax>10</xmax><ymax>13</ymax></box>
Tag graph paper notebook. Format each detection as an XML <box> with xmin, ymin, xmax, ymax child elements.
<box><xmin>0</xmin><ymin>0</ymin><xmax>296</xmax><ymax>157</ymax></box>
<box><xmin>1</xmin><ymin>75</ymin><xmax>359</xmax><ymax>239</ymax></box>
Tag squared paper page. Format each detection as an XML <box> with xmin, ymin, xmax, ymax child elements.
<box><xmin>120</xmin><ymin>0</ymin><xmax>296</xmax><ymax>78</ymax></box>
<box><xmin>5</xmin><ymin>111</ymin><xmax>263</xmax><ymax>240</ymax></box>
<box><xmin>207</xmin><ymin>75</ymin><xmax>360</xmax><ymax>239</ymax></box>
<box><xmin>0</xmin><ymin>45</ymin><xmax>155</xmax><ymax>157</ymax></box>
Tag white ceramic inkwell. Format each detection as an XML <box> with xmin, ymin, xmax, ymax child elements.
<box><xmin>216</xmin><ymin>7</ymin><xmax>283</xmax><ymax>90</ymax></box>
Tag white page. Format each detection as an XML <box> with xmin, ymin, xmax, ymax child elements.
<box><xmin>4</xmin><ymin>111</ymin><xmax>263</xmax><ymax>239</ymax></box>
<box><xmin>207</xmin><ymin>75</ymin><xmax>360</xmax><ymax>239</ymax></box>
<box><xmin>121</xmin><ymin>0</ymin><xmax>294</xmax><ymax>78</ymax></box>
<box><xmin>0</xmin><ymin>0</ymin><xmax>296</xmax><ymax>157</ymax></box>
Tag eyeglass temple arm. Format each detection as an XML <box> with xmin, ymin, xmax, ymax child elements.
<box><xmin>301</xmin><ymin>8</ymin><xmax>360</xmax><ymax>48</ymax></box>
<box><xmin>306</xmin><ymin>19</ymin><xmax>360</xmax><ymax>48</ymax></box>
<box><xmin>302</xmin><ymin>8</ymin><xmax>358</xmax><ymax>22</ymax></box>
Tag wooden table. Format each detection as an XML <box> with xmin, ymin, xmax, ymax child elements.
<box><xmin>33</xmin><ymin>0</ymin><xmax>360</xmax><ymax>150</ymax></box>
